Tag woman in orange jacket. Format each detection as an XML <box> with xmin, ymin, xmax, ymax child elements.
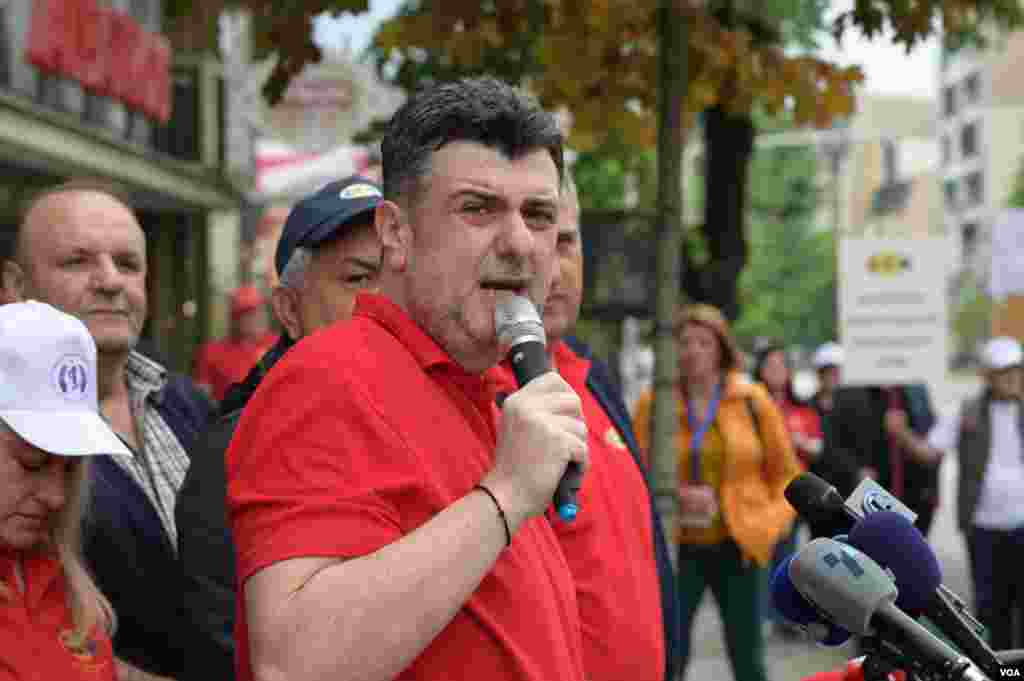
<box><xmin>635</xmin><ymin>304</ymin><xmax>801</xmax><ymax>681</ymax></box>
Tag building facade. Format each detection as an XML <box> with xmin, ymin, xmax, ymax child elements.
<box><xmin>939</xmin><ymin>30</ymin><xmax>1024</xmax><ymax>280</ymax></box>
<box><xmin>0</xmin><ymin>0</ymin><xmax>242</xmax><ymax>373</ymax></box>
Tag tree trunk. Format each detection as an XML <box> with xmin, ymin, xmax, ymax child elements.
<box><xmin>650</xmin><ymin>0</ymin><xmax>688</xmax><ymax>567</ymax></box>
<box><xmin>681</xmin><ymin>104</ymin><xmax>755</xmax><ymax>322</ymax></box>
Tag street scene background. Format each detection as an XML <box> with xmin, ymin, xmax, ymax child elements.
<box><xmin>690</xmin><ymin>373</ymin><xmax>982</xmax><ymax>680</ymax></box>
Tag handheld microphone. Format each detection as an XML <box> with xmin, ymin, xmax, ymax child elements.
<box><xmin>769</xmin><ymin>554</ymin><xmax>851</xmax><ymax>646</ymax></box>
<box><xmin>495</xmin><ymin>295</ymin><xmax>582</xmax><ymax>522</ymax></box>
<box><xmin>849</xmin><ymin>512</ymin><xmax>1002</xmax><ymax>679</ymax></box>
<box><xmin>789</xmin><ymin>538</ymin><xmax>988</xmax><ymax>681</ymax></box>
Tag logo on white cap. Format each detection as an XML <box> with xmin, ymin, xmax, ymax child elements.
<box><xmin>339</xmin><ymin>183</ymin><xmax>382</xmax><ymax>200</ymax></box>
<box><xmin>51</xmin><ymin>354</ymin><xmax>90</xmax><ymax>401</ymax></box>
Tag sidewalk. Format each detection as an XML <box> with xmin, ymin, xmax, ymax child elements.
<box><xmin>684</xmin><ymin>598</ymin><xmax>852</xmax><ymax>681</ymax></box>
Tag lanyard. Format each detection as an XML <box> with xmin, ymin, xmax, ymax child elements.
<box><xmin>687</xmin><ymin>381</ymin><xmax>722</xmax><ymax>483</ymax></box>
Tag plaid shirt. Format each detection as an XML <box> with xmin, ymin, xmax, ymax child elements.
<box><xmin>108</xmin><ymin>351</ymin><xmax>190</xmax><ymax>548</ymax></box>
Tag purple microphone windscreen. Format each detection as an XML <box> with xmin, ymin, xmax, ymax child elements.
<box><xmin>847</xmin><ymin>511</ymin><xmax>941</xmax><ymax>614</ymax></box>
<box><xmin>769</xmin><ymin>555</ymin><xmax>851</xmax><ymax>646</ymax></box>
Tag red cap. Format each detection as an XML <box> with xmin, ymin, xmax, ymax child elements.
<box><xmin>231</xmin><ymin>285</ymin><xmax>265</xmax><ymax>318</ymax></box>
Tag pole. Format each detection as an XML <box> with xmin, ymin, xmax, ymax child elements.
<box><xmin>650</xmin><ymin>0</ymin><xmax>689</xmax><ymax>565</ymax></box>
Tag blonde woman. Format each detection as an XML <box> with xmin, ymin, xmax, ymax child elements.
<box><xmin>634</xmin><ymin>304</ymin><xmax>801</xmax><ymax>681</ymax></box>
<box><xmin>0</xmin><ymin>301</ymin><xmax>132</xmax><ymax>679</ymax></box>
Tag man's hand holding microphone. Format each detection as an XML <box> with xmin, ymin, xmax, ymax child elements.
<box><xmin>479</xmin><ymin>295</ymin><xmax>589</xmax><ymax>542</ymax></box>
<box><xmin>484</xmin><ymin>372</ymin><xmax>590</xmax><ymax>535</ymax></box>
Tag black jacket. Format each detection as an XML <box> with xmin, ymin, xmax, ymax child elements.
<box><xmin>177</xmin><ymin>335</ymin><xmax>293</xmax><ymax>681</ymax></box>
<box><xmin>84</xmin><ymin>373</ymin><xmax>212</xmax><ymax>678</ymax></box>
<box><xmin>808</xmin><ymin>386</ymin><xmax>878</xmax><ymax>538</ymax></box>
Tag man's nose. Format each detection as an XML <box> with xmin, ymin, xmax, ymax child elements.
<box><xmin>91</xmin><ymin>257</ymin><xmax>124</xmax><ymax>292</ymax></box>
<box><xmin>549</xmin><ymin>259</ymin><xmax>565</xmax><ymax>291</ymax></box>
<box><xmin>494</xmin><ymin>211</ymin><xmax>534</xmax><ymax>258</ymax></box>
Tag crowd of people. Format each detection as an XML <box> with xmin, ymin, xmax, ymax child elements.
<box><xmin>0</xmin><ymin>75</ymin><xmax>1021</xmax><ymax>681</ymax></box>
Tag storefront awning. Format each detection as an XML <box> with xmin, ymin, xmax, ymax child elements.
<box><xmin>0</xmin><ymin>91</ymin><xmax>241</xmax><ymax>211</ymax></box>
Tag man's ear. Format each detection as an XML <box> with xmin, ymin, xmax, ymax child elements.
<box><xmin>1</xmin><ymin>259</ymin><xmax>26</xmax><ymax>303</ymax></box>
<box><xmin>374</xmin><ymin>201</ymin><xmax>411</xmax><ymax>272</ymax></box>
<box><xmin>270</xmin><ymin>286</ymin><xmax>303</xmax><ymax>341</ymax></box>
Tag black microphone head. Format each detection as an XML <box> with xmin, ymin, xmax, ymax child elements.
<box><xmin>785</xmin><ymin>473</ymin><xmax>845</xmax><ymax>519</ymax></box>
<box><xmin>495</xmin><ymin>295</ymin><xmax>546</xmax><ymax>347</ymax></box>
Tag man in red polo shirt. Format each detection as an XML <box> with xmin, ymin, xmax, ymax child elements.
<box><xmin>495</xmin><ymin>178</ymin><xmax>678</xmax><ymax>681</ymax></box>
<box><xmin>193</xmin><ymin>285</ymin><xmax>278</xmax><ymax>402</ymax></box>
<box><xmin>226</xmin><ymin>77</ymin><xmax>589</xmax><ymax>681</ymax></box>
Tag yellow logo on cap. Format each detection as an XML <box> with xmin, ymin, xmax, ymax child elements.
<box><xmin>339</xmin><ymin>183</ymin><xmax>382</xmax><ymax>200</ymax></box>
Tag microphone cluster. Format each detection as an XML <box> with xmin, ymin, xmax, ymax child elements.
<box><xmin>774</xmin><ymin>473</ymin><xmax>1022</xmax><ymax>681</ymax></box>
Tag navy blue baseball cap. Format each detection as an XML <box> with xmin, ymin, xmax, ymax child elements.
<box><xmin>274</xmin><ymin>176</ymin><xmax>383</xmax><ymax>278</ymax></box>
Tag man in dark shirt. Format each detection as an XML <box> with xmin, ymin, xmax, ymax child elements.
<box><xmin>175</xmin><ymin>176</ymin><xmax>382</xmax><ymax>681</ymax></box>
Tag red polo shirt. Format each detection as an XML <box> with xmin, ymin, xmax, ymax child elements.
<box><xmin>226</xmin><ymin>293</ymin><xmax>585</xmax><ymax>681</ymax></box>
<box><xmin>193</xmin><ymin>332</ymin><xmax>279</xmax><ymax>401</ymax></box>
<box><xmin>494</xmin><ymin>340</ymin><xmax>665</xmax><ymax>681</ymax></box>
<box><xmin>0</xmin><ymin>551</ymin><xmax>115</xmax><ymax>681</ymax></box>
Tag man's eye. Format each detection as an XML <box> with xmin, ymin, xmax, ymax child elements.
<box><xmin>118</xmin><ymin>260</ymin><xmax>142</xmax><ymax>273</ymax></box>
<box><xmin>526</xmin><ymin>210</ymin><xmax>557</xmax><ymax>224</ymax></box>
<box><xmin>462</xmin><ymin>203</ymin><xmax>489</xmax><ymax>215</ymax></box>
<box><xmin>346</xmin><ymin>274</ymin><xmax>375</xmax><ymax>286</ymax></box>
<box><xmin>61</xmin><ymin>257</ymin><xmax>87</xmax><ymax>267</ymax></box>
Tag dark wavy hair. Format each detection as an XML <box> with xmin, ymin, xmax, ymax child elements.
<box><xmin>381</xmin><ymin>76</ymin><xmax>564</xmax><ymax>206</ymax></box>
<box><xmin>753</xmin><ymin>342</ymin><xmax>805</xmax><ymax>405</ymax></box>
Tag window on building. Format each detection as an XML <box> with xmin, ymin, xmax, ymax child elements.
<box><xmin>962</xmin><ymin>222</ymin><xmax>978</xmax><ymax>260</ymax></box>
<box><xmin>943</xmin><ymin>86</ymin><xmax>956</xmax><ymax>118</ymax></box>
<box><xmin>964</xmin><ymin>72</ymin><xmax>981</xmax><ymax>103</ymax></box>
<box><xmin>966</xmin><ymin>171</ymin><xmax>984</xmax><ymax>206</ymax></box>
<box><xmin>941</xmin><ymin>135</ymin><xmax>951</xmax><ymax>166</ymax></box>
<box><xmin>961</xmin><ymin>121</ymin><xmax>979</xmax><ymax>158</ymax></box>
<box><xmin>944</xmin><ymin>179</ymin><xmax>959</xmax><ymax>210</ymax></box>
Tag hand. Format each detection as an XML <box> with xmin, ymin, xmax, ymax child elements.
<box><xmin>885</xmin><ymin>409</ymin><xmax>909</xmax><ymax>437</ymax></box>
<box><xmin>484</xmin><ymin>372</ymin><xmax>589</xmax><ymax>527</ymax></box>
<box><xmin>679</xmin><ymin>484</ymin><xmax>717</xmax><ymax>515</ymax></box>
<box><xmin>792</xmin><ymin>432</ymin><xmax>823</xmax><ymax>460</ymax></box>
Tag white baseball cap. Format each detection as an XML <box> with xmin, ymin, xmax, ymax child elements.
<box><xmin>0</xmin><ymin>301</ymin><xmax>132</xmax><ymax>457</ymax></box>
<box><xmin>980</xmin><ymin>336</ymin><xmax>1023</xmax><ymax>371</ymax></box>
<box><xmin>812</xmin><ymin>342</ymin><xmax>845</xmax><ymax>370</ymax></box>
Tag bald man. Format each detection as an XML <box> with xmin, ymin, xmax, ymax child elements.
<box><xmin>1</xmin><ymin>180</ymin><xmax>212</xmax><ymax>681</ymax></box>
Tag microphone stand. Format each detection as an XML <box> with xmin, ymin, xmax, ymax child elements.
<box><xmin>926</xmin><ymin>588</ymin><xmax>1002</xmax><ymax>680</ymax></box>
<box><xmin>860</xmin><ymin>636</ymin><xmax>921</xmax><ymax>681</ymax></box>
<box><xmin>858</xmin><ymin>636</ymin><xmax>989</xmax><ymax>681</ymax></box>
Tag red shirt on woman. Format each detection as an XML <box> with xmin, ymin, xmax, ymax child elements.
<box><xmin>0</xmin><ymin>552</ymin><xmax>115</xmax><ymax>681</ymax></box>
<box><xmin>776</xmin><ymin>398</ymin><xmax>823</xmax><ymax>470</ymax></box>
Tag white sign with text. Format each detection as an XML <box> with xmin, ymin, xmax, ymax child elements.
<box><xmin>838</xmin><ymin>237</ymin><xmax>950</xmax><ymax>385</ymax></box>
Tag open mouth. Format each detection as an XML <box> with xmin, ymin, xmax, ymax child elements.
<box><xmin>481</xmin><ymin>280</ymin><xmax>529</xmax><ymax>297</ymax></box>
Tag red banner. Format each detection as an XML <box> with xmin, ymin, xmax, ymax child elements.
<box><xmin>76</xmin><ymin>0</ymin><xmax>110</xmax><ymax>93</ymax></box>
<box><xmin>26</xmin><ymin>0</ymin><xmax>172</xmax><ymax>124</ymax></box>
<box><xmin>145</xmin><ymin>36</ymin><xmax>173</xmax><ymax>123</ymax></box>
